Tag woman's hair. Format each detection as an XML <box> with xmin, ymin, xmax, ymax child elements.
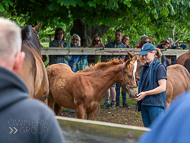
<box><xmin>69</xmin><ymin>33</ymin><xmax>81</xmax><ymax>46</ymax></box>
<box><xmin>89</xmin><ymin>35</ymin><xmax>101</xmax><ymax>47</ymax></box>
<box><xmin>158</xmin><ymin>39</ymin><xmax>170</xmax><ymax>47</ymax></box>
<box><xmin>122</xmin><ymin>35</ymin><xmax>129</xmax><ymax>43</ymax></box>
<box><xmin>167</xmin><ymin>38</ymin><xmax>174</xmax><ymax>45</ymax></box>
<box><xmin>139</xmin><ymin>37</ymin><xmax>150</xmax><ymax>46</ymax></box>
<box><xmin>54</xmin><ymin>27</ymin><xmax>65</xmax><ymax>41</ymax></box>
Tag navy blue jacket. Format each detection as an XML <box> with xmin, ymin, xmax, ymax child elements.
<box><xmin>137</xmin><ymin>58</ymin><xmax>166</xmax><ymax>111</ymax></box>
<box><xmin>0</xmin><ymin>67</ymin><xmax>65</xmax><ymax>143</ymax></box>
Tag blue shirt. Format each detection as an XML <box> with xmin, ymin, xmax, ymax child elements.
<box><xmin>68</xmin><ymin>45</ymin><xmax>88</xmax><ymax>72</ymax></box>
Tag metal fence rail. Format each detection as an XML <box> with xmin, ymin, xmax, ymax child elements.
<box><xmin>56</xmin><ymin>116</ymin><xmax>150</xmax><ymax>143</ymax></box>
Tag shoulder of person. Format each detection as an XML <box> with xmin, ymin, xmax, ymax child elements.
<box><xmin>157</xmin><ymin>45</ymin><xmax>163</xmax><ymax>49</ymax></box>
<box><xmin>24</xmin><ymin>99</ymin><xmax>54</xmax><ymax>114</ymax></box>
<box><xmin>118</xmin><ymin>42</ymin><xmax>126</xmax><ymax>48</ymax></box>
<box><xmin>64</xmin><ymin>41</ymin><xmax>70</xmax><ymax>47</ymax></box>
<box><xmin>49</xmin><ymin>40</ymin><xmax>58</xmax><ymax>47</ymax></box>
<box><xmin>105</xmin><ymin>42</ymin><xmax>114</xmax><ymax>48</ymax></box>
<box><xmin>156</xmin><ymin>63</ymin><xmax>167</xmax><ymax>74</ymax></box>
<box><xmin>128</xmin><ymin>45</ymin><xmax>132</xmax><ymax>48</ymax></box>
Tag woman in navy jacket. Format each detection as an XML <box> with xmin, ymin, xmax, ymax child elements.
<box><xmin>131</xmin><ymin>43</ymin><xmax>167</xmax><ymax>127</ymax></box>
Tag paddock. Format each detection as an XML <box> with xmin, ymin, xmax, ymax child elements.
<box><xmin>43</xmin><ymin>47</ymin><xmax>189</xmax><ymax>142</ymax></box>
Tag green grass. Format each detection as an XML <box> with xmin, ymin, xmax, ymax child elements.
<box><xmin>100</xmin><ymin>87</ymin><xmax>137</xmax><ymax>108</ymax></box>
<box><xmin>41</xmin><ymin>42</ymin><xmax>49</xmax><ymax>47</ymax></box>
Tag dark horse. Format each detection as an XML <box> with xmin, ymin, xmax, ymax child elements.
<box><xmin>176</xmin><ymin>51</ymin><xmax>190</xmax><ymax>73</ymax></box>
<box><xmin>18</xmin><ymin>23</ymin><xmax>49</xmax><ymax>104</ymax></box>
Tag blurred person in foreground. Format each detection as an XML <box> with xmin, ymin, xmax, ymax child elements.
<box><xmin>0</xmin><ymin>18</ymin><xmax>65</xmax><ymax>143</ymax></box>
<box><xmin>138</xmin><ymin>90</ymin><xmax>190</xmax><ymax>143</ymax></box>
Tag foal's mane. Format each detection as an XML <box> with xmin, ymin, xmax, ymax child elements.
<box><xmin>21</xmin><ymin>25</ymin><xmax>41</xmax><ymax>55</ymax></box>
<box><xmin>80</xmin><ymin>58</ymin><xmax>133</xmax><ymax>72</ymax></box>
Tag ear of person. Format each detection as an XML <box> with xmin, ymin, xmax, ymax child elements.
<box><xmin>13</xmin><ymin>52</ymin><xmax>25</xmax><ymax>74</ymax></box>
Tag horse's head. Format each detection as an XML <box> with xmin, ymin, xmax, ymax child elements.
<box><xmin>120</xmin><ymin>59</ymin><xmax>138</xmax><ymax>98</ymax></box>
<box><xmin>21</xmin><ymin>22</ymin><xmax>42</xmax><ymax>55</ymax></box>
<box><xmin>129</xmin><ymin>48</ymin><xmax>162</xmax><ymax>79</ymax></box>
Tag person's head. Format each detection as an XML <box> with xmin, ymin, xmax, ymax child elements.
<box><xmin>122</xmin><ymin>35</ymin><xmax>129</xmax><ymax>46</ymax></box>
<box><xmin>69</xmin><ymin>34</ymin><xmax>81</xmax><ymax>47</ymax></box>
<box><xmin>167</xmin><ymin>38</ymin><xmax>174</xmax><ymax>48</ymax></box>
<box><xmin>139</xmin><ymin>37</ymin><xmax>153</xmax><ymax>46</ymax></box>
<box><xmin>54</xmin><ymin>28</ymin><xmax>65</xmax><ymax>41</ymax></box>
<box><xmin>90</xmin><ymin>35</ymin><xmax>101</xmax><ymax>47</ymax></box>
<box><xmin>81</xmin><ymin>38</ymin><xmax>86</xmax><ymax>47</ymax></box>
<box><xmin>115</xmin><ymin>29</ymin><xmax>123</xmax><ymax>44</ymax></box>
<box><xmin>0</xmin><ymin>18</ymin><xmax>25</xmax><ymax>73</ymax></box>
<box><xmin>139</xmin><ymin>43</ymin><xmax>156</xmax><ymax>64</ymax></box>
<box><xmin>159</xmin><ymin>39</ymin><xmax>170</xmax><ymax>49</ymax></box>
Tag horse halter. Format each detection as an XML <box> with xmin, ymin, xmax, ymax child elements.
<box><xmin>121</xmin><ymin>62</ymin><xmax>138</xmax><ymax>90</ymax></box>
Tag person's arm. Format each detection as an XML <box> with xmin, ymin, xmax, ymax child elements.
<box><xmin>132</xmin><ymin>79</ymin><xmax>166</xmax><ymax>101</ymax></box>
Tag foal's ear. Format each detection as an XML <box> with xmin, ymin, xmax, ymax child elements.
<box><xmin>33</xmin><ymin>21</ymin><xmax>42</xmax><ymax>32</ymax></box>
<box><xmin>127</xmin><ymin>52</ymin><xmax>134</xmax><ymax>59</ymax></box>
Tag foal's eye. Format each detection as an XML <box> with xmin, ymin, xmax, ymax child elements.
<box><xmin>128</xmin><ymin>75</ymin><xmax>132</xmax><ymax>78</ymax></box>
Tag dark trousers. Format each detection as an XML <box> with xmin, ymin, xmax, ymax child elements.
<box><xmin>115</xmin><ymin>83</ymin><xmax>126</xmax><ymax>104</ymax></box>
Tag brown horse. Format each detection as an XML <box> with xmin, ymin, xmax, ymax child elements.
<box><xmin>131</xmin><ymin>50</ymin><xmax>190</xmax><ymax>107</ymax></box>
<box><xmin>47</xmin><ymin>59</ymin><xmax>138</xmax><ymax>120</ymax></box>
<box><xmin>176</xmin><ymin>51</ymin><xmax>190</xmax><ymax>73</ymax></box>
<box><xmin>18</xmin><ymin>24</ymin><xmax>49</xmax><ymax>103</ymax></box>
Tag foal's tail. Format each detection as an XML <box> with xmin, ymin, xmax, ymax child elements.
<box><xmin>184</xmin><ymin>58</ymin><xmax>190</xmax><ymax>73</ymax></box>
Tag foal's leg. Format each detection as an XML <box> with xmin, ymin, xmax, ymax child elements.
<box><xmin>48</xmin><ymin>92</ymin><xmax>55</xmax><ymax>112</ymax></box>
<box><xmin>87</xmin><ymin>107</ymin><xmax>98</xmax><ymax>120</ymax></box>
<box><xmin>77</xmin><ymin>104</ymin><xmax>86</xmax><ymax>119</ymax></box>
<box><xmin>54</xmin><ymin>103</ymin><xmax>63</xmax><ymax>116</ymax></box>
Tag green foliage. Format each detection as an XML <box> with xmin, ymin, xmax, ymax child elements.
<box><xmin>0</xmin><ymin>0</ymin><xmax>190</xmax><ymax>47</ymax></box>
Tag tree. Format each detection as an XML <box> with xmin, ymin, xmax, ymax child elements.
<box><xmin>1</xmin><ymin>0</ymin><xmax>190</xmax><ymax>46</ymax></box>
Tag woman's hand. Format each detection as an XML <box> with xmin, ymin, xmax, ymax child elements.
<box><xmin>94</xmin><ymin>42</ymin><xmax>105</xmax><ymax>47</ymax></box>
<box><xmin>57</xmin><ymin>43</ymin><xmax>63</xmax><ymax>47</ymax></box>
<box><xmin>130</xmin><ymin>92</ymin><xmax>146</xmax><ymax>101</ymax></box>
<box><xmin>165</xmin><ymin>58</ymin><xmax>171</xmax><ymax>64</ymax></box>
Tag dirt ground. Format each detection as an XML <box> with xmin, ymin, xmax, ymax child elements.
<box><xmin>61</xmin><ymin>107</ymin><xmax>144</xmax><ymax>127</ymax></box>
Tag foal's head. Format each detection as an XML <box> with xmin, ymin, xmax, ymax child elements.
<box><xmin>120</xmin><ymin>59</ymin><xmax>138</xmax><ymax>98</ymax></box>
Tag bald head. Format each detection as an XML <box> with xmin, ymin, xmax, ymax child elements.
<box><xmin>0</xmin><ymin>18</ymin><xmax>21</xmax><ymax>61</ymax></box>
<box><xmin>0</xmin><ymin>18</ymin><xmax>24</xmax><ymax>73</ymax></box>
